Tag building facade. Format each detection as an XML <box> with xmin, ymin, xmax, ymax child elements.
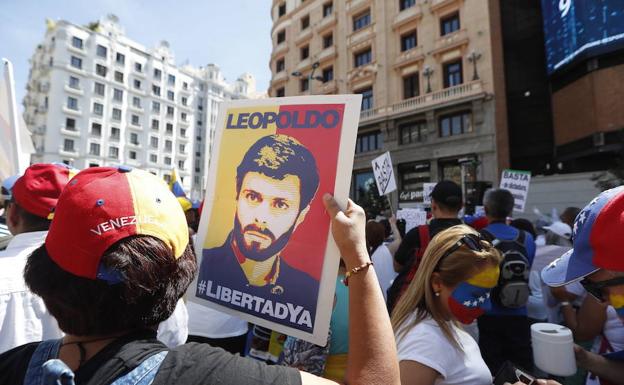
<box><xmin>24</xmin><ymin>15</ymin><xmax>261</xmax><ymax>199</ymax></box>
<box><xmin>268</xmin><ymin>0</ymin><xmax>508</xmax><ymax>210</ymax></box>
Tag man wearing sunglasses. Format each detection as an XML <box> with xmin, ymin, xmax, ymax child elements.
<box><xmin>542</xmin><ymin>186</ymin><xmax>624</xmax><ymax>384</ymax></box>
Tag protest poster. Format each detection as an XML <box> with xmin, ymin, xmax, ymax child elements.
<box><xmin>189</xmin><ymin>95</ymin><xmax>362</xmax><ymax>345</ymax></box>
<box><xmin>422</xmin><ymin>182</ymin><xmax>437</xmax><ymax>205</ymax></box>
<box><xmin>500</xmin><ymin>169</ymin><xmax>531</xmax><ymax>212</ymax></box>
<box><xmin>397</xmin><ymin>208</ymin><xmax>427</xmax><ymax>233</ymax></box>
<box><xmin>371</xmin><ymin>151</ymin><xmax>397</xmax><ymax>196</ymax></box>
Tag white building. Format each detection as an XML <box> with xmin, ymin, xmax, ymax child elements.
<box><xmin>24</xmin><ymin>15</ymin><xmax>263</xmax><ymax>198</ymax></box>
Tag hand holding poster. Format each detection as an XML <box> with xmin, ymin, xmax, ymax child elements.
<box><xmin>372</xmin><ymin>152</ymin><xmax>396</xmax><ymax>196</ymax></box>
<box><xmin>397</xmin><ymin>208</ymin><xmax>427</xmax><ymax>233</ymax></box>
<box><xmin>189</xmin><ymin>95</ymin><xmax>362</xmax><ymax>345</ymax></box>
<box><xmin>500</xmin><ymin>169</ymin><xmax>531</xmax><ymax>212</ymax></box>
<box><xmin>422</xmin><ymin>183</ymin><xmax>437</xmax><ymax>205</ymax></box>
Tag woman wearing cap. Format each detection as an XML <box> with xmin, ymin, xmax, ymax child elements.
<box><xmin>0</xmin><ymin>167</ymin><xmax>399</xmax><ymax>385</ymax></box>
<box><xmin>392</xmin><ymin>225</ymin><xmax>502</xmax><ymax>385</ymax></box>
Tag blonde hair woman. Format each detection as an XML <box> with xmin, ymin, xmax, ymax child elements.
<box><xmin>392</xmin><ymin>225</ymin><xmax>502</xmax><ymax>385</ymax></box>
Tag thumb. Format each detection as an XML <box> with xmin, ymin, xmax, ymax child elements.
<box><xmin>323</xmin><ymin>193</ymin><xmax>341</xmax><ymax>217</ymax></box>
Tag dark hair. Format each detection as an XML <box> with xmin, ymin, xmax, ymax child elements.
<box><xmin>510</xmin><ymin>218</ymin><xmax>537</xmax><ymax>238</ymax></box>
<box><xmin>24</xmin><ymin>236</ymin><xmax>196</xmax><ymax>336</ymax></box>
<box><xmin>484</xmin><ymin>188</ymin><xmax>515</xmax><ymax>219</ymax></box>
<box><xmin>236</xmin><ymin>135</ymin><xmax>320</xmax><ymax>210</ymax></box>
<box><xmin>366</xmin><ymin>221</ymin><xmax>385</xmax><ymax>255</ymax></box>
<box><xmin>560</xmin><ymin>207</ymin><xmax>581</xmax><ymax>227</ymax></box>
<box><xmin>379</xmin><ymin>219</ymin><xmax>391</xmax><ymax>238</ymax></box>
<box><xmin>9</xmin><ymin>200</ymin><xmax>51</xmax><ymax>232</ymax></box>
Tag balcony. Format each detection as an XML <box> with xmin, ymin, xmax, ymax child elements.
<box><xmin>319</xmin><ymin>79</ymin><xmax>338</xmax><ymax>94</ymax></box>
<box><xmin>347</xmin><ymin>62</ymin><xmax>378</xmax><ymax>82</ymax></box>
<box><xmin>431</xmin><ymin>0</ymin><xmax>460</xmax><ymax>13</ymax></box>
<box><xmin>317</xmin><ymin>13</ymin><xmax>337</xmax><ymax>33</ymax></box>
<box><xmin>360</xmin><ymin>80</ymin><xmax>485</xmax><ymax>123</ymax></box>
<box><xmin>295</xmin><ymin>28</ymin><xmax>313</xmax><ymax>45</ymax></box>
<box><xmin>394</xmin><ymin>46</ymin><xmax>425</xmax><ymax>68</ymax></box>
<box><xmin>59</xmin><ymin>147</ymin><xmax>79</xmax><ymax>157</ymax></box>
<box><xmin>431</xmin><ymin>29</ymin><xmax>469</xmax><ymax>56</ymax></box>
<box><xmin>346</xmin><ymin>0</ymin><xmax>369</xmax><ymax>14</ymax></box>
<box><xmin>64</xmin><ymin>85</ymin><xmax>84</xmax><ymax>96</ymax></box>
<box><xmin>271</xmin><ymin>70</ymin><xmax>288</xmax><ymax>84</ymax></box>
<box><xmin>62</xmin><ymin>106</ymin><xmax>82</xmax><ymax>116</ymax></box>
<box><xmin>272</xmin><ymin>41</ymin><xmax>288</xmax><ymax>57</ymax></box>
<box><xmin>347</xmin><ymin>23</ymin><xmax>375</xmax><ymax>48</ymax></box>
<box><xmin>318</xmin><ymin>46</ymin><xmax>337</xmax><ymax>63</ymax></box>
<box><xmin>393</xmin><ymin>4</ymin><xmax>423</xmax><ymax>29</ymax></box>
<box><xmin>60</xmin><ymin>127</ymin><xmax>80</xmax><ymax>137</ymax></box>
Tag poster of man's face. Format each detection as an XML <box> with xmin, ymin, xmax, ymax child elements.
<box><xmin>190</xmin><ymin>96</ymin><xmax>362</xmax><ymax>344</ymax></box>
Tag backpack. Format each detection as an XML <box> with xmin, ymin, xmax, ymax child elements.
<box><xmin>386</xmin><ymin>225</ymin><xmax>430</xmax><ymax>314</ymax></box>
<box><xmin>481</xmin><ymin>228</ymin><xmax>530</xmax><ymax>308</ymax></box>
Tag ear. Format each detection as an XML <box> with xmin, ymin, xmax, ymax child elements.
<box><xmin>6</xmin><ymin>203</ymin><xmax>20</xmax><ymax>230</ymax></box>
<box><xmin>430</xmin><ymin>272</ymin><xmax>443</xmax><ymax>294</ymax></box>
<box><xmin>294</xmin><ymin>205</ymin><xmax>310</xmax><ymax>229</ymax></box>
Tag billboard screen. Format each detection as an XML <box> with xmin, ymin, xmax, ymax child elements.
<box><xmin>542</xmin><ymin>0</ymin><xmax>624</xmax><ymax>74</ymax></box>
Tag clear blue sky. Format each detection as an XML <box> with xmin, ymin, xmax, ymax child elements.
<box><xmin>0</xmin><ymin>0</ymin><xmax>272</xmax><ymax>107</ymax></box>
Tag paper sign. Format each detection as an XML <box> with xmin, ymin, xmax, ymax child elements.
<box><xmin>500</xmin><ymin>169</ymin><xmax>532</xmax><ymax>212</ymax></box>
<box><xmin>397</xmin><ymin>208</ymin><xmax>427</xmax><ymax>233</ymax></box>
<box><xmin>422</xmin><ymin>183</ymin><xmax>437</xmax><ymax>205</ymax></box>
<box><xmin>372</xmin><ymin>152</ymin><xmax>397</xmax><ymax>196</ymax></box>
<box><xmin>189</xmin><ymin>95</ymin><xmax>362</xmax><ymax>345</ymax></box>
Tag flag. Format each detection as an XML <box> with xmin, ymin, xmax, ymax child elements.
<box><xmin>0</xmin><ymin>58</ymin><xmax>34</xmax><ymax>181</ymax></box>
<box><xmin>169</xmin><ymin>168</ymin><xmax>192</xmax><ymax>211</ymax></box>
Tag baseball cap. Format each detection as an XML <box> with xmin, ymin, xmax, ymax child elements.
<box><xmin>543</xmin><ymin>221</ymin><xmax>572</xmax><ymax>239</ymax></box>
<box><xmin>1</xmin><ymin>174</ymin><xmax>20</xmax><ymax>201</ymax></box>
<box><xmin>45</xmin><ymin>166</ymin><xmax>189</xmax><ymax>283</ymax></box>
<box><xmin>12</xmin><ymin>163</ymin><xmax>77</xmax><ymax>219</ymax></box>
<box><xmin>430</xmin><ymin>180</ymin><xmax>463</xmax><ymax>208</ymax></box>
<box><xmin>542</xmin><ymin>186</ymin><xmax>624</xmax><ymax>287</ymax></box>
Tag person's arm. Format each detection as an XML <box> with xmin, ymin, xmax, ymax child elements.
<box><xmin>386</xmin><ymin>215</ymin><xmax>402</xmax><ymax>256</ymax></box>
<box><xmin>573</xmin><ymin>295</ymin><xmax>608</xmax><ymax>341</ymax></box>
<box><xmin>393</xmin><ymin>228</ymin><xmax>419</xmax><ymax>272</ymax></box>
<box><xmin>300</xmin><ymin>195</ymin><xmax>400</xmax><ymax>385</ymax></box>
<box><xmin>574</xmin><ymin>345</ymin><xmax>624</xmax><ymax>385</ymax></box>
<box><xmin>399</xmin><ymin>361</ymin><xmax>438</xmax><ymax>385</ymax></box>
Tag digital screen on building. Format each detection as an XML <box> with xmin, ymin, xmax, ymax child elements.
<box><xmin>541</xmin><ymin>0</ymin><xmax>624</xmax><ymax>74</ymax></box>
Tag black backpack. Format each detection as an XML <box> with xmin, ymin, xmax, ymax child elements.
<box><xmin>481</xmin><ymin>228</ymin><xmax>530</xmax><ymax>308</ymax></box>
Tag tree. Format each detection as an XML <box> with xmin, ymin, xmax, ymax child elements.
<box><xmin>356</xmin><ymin>178</ymin><xmax>389</xmax><ymax>219</ymax></box>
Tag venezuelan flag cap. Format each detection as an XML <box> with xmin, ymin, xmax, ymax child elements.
<box><xmin>45</xmin><ymin>166</ymin><xmax>189</xmax><ymax>282</ymax></box>
<box><xmin>12</xmin><ymin>163</ymin><xmax>77</xmax><ymax>219</ymax></box>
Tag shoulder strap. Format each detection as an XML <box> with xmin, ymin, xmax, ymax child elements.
<box><xmin>480</xmin><ymin>229</ymin><xmax>495</xmax><ymax>243</ymax></box>
<box><xmin>23</xmin><ymin>339</ymin><xmax>64</xmax><ymax>385</ymax></box>
<box><xmin>109</xmin><ymin>351</ymin><xmax>168</xmax><ymax>385</ymax></box>
<box><xmin>418</xmin><ymin>225</ymin><xmax>430</xmax><ymax>254</ymax></box>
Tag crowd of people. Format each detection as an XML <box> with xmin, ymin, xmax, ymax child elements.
<box><xmin>0</xmin><ymin>162</ymin><xmax>622</xmax><ymax>385</ymax></box>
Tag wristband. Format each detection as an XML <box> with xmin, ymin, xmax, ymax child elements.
<box><xmin>560</xmin><ymin>301</ymin><xmax>571</xmax><ymax>307</ymax></box>
<box><xmin>343</xmin><ymin>261</ymin><xmax>373</xmax><ymax>286</ymax></box>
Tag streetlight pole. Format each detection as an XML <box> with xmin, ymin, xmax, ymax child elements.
<box><xmin>423</xmin><ymin>66</ymin><xmax>434</xmax><ymax>93</ymax></box>
<box><xmin>467</xmin><ymin>51</ymin><xmax>482</xmax><ymax>81</ymax></box>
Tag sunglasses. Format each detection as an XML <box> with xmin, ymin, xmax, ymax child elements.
<box><xmin>580</xmin><ymin>276</ymin><xmax>624</xmax><ymax>303</ymax></box>
<box><xmin>437</xmin><ymin>233</ymin><xmax>485</xmax><ymax>267</ymax></box>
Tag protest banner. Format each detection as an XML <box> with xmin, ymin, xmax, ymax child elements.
<box><xmin>397</xmin><ymin>208</ymin><xmax>427</xmax><ymax>233</ymax></box>
<box><xmin>422</xmin><ymin>182</ymin><xmax>437</xmax><ymax>205</ymax></box>
<box><xmin>500</xmin><ymin>169</ymin><xmax>531</xmax><ymax>212</ymax></box>
<box><xmin>371</xmin><ymin>151</ymin><xmax>397</xmax><ymax>196</ymax></box>
<box><xmin>189</xmin><ymin>95</ymin><xmax>362</xmax><ymax>345</ymax></box>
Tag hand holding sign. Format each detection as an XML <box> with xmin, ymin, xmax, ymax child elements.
<box><xmin>372</xmin><ymin>152</ymin><xmax>397</xmax><ymax>196</ymax></box>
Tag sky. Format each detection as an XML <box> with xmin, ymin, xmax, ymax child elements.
<box><xmin>0</xmin><ymin>0</ymin><xmax>273</xmax><ymax>108</ymax></box>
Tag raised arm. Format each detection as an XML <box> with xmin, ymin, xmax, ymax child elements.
<box><xmin>386</xmin><ymin>215</ymin><xmax>402</xmax><ymax>256</ymax></box>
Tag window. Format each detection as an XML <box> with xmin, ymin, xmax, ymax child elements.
<box><xmin>130</xmin><ymin>133</ymin><xmax>139</xmax><ymax>145</ymax></box>
<box><xmin>354</xmin><ymin>48</ymin><xmax>372</xmax><ymax>67</ymax></box>
<box><xmin>439</xmin><ymin>111</ymin><xmax>472</xmax><ymax>137</ymax></box>
<box><xmin>164</xmin><ymin>156</ymin><xmax>172</xmax><ymax>165</ymax></box>
<box><xmin>132</xmin><ymin>96</ymin><xmax>141</xmax><ymax>108</ymax></box>
<box><xmin>67</xmin><ymin>97</ymin><xmax>78</xmax><ymax>110</ymax></box>
<box><xmin>322</xmin><ymin>66</ymin><xmax>334</xmax><ymax>82</ymax></box>
<box><xmin>323</xmin><ymin>33</ymin><xmax>333</xmax><ymax>48</ymax></box>
<box><xmin>301</xmin><ymin>15</ymin><xmax>310</xmax><ymax>30</ymax></box>
<box><xmin>134</xmin><ymin>62</ymin><xmax>142</xmax><ymax>72</ymax></box>
<box><xmin>180</xmin><ymin>128</ymin><xmax>187</xmax><ymax>137</ymax></box>
<box><xmin>129</xmin><ymin>150</ymin><xmax>137</xmax><ymax>160</ymax></box>
<box><xmin>93</xmin><ymin>102</ymin><xmax>103</xmax><ymax>116</ymax></box>
<box><xmin>131</xmin><ymin>115</ymin><xmax>140</xmax><ymax>126</ymax></box>
<box><xmin>112</xmin><ymin>108</ymin><xmax>121</xmax><ymax>121</ymax></box>
<box><xmin>398</xmin><ymin>162</ymin><xmax>431</xmax><ymax>202</ymax></box>
<box><xmin>355</xmin><ymin>131</ymin><xmax>382</xmax><ymax>153</ymax></box>
<box><xmin>443</xmin><ymin>60</ymin><xmax>463</xmax><ymax>88</ymax></box>
<box><xmin>113</xmin><ymin>88</ymin><xmax>123</xmax><ymax>102</ymax></box>
<box><xmin>441</xmin><ymin>12</ymin><xmax>460</xmax><ymax>36</ymax></box>
<box><xmin>276</xmin><ymin>58</ymin><xmax>285</xmax><ymax>72</ymax></box>
<box><xmin>167</xmin><ymin>90</ymin><xmax>175</xmax><ymax>101</ymax></box>
<box><xmin>179</xmin><ymin>144</ymin><xmax>186</xmax><ymax>153</ymax></box>
<box><xmin>152</xmin><ymin>85</ymin><xmax>161</xmax><ymax>96</ymax></box>
<box><xmin>151</xmin><ymin>119</ymin><xmax>160</xmax><ymax>130</ymax></box>
<box><xmin>96</xmin><ymin>64</ymin><xmax>107</xmax><ymax>77</ymax></box>
<box><xmin>91</xmin><ymin>122</ymin><xmax>102</xmax><ymax>136</ymax></box>
<box><xmin>70</xmin><ymin>56</ymin><xmax>82</xmax><ymax>69</ymax></box>
<box><xmin>94</xmin><ymin>82</ymin><xmax>105</xmax><ymax>96</ymax></box>
<box><xmin>181</xmin><ymin>112</ymin><xmax>187</xmax><ymax>121</ymax></box>
<box><xmin>183</xmin><ymin>82</ymin><xmax>188</xmax><ymax>90</ymax></box>
<box><xmin>88</xmin><ymin>163</ymin><xmax>100</xmax><ymax>168</ymax></box>
<box><xmin>89</xmin><ymin>143</ymin><xmax>100</xmax><ymax>156</ymax></box>
<box><xmin>150</xmin><ymin>137</ymin><xmax>159</xmax><ymax>148</ymax></box>
<box><xmin>181</xmin><ymin>96</ymin><xmax>188</xmax><ymax>106</ymax></box>
<box><xmin>72</xmin><ymin>36</ymin><xmax>83</xmax><ymax>49</ymax></box>
<box><xmin>110</xmin><ymin>127</ymin><xmax>120</xmax><ymax>140</ymax></box>
<box><xmin>300</xmin><ymin>78</ymin><xmax>309</xmax><ymax>91</ymax></box>
<box><xmin>353</xmin><ymin>10</ymin><xmax>371</xmax><ymax>31</ymax></box>
<box><xmin>65</xmin><ymin>118</ymin><xmax>76</xmax><ymax>131</ymax></box>
<box><xmin>114</xmin><ymin>71</ymin><xmax>124</xmax><ymax>83</ymax></box>
<box><xmin>153</xmin><ymin>68</ymin><xmax>162</xmax><ymax>79</ymax></box>
<box><xmin>400</xmin><ymin>0</ymin><xmax>416</xmax><ymax>11</ymax></box>
<box><xmin>278</xmin><ymin>2</ymin><xmax>286</xmax><ymax>17</ymax></box>
<box><xmin>358</xmin><ymin>87</ymin><xmax>373</xmax><ymax>110</ymax></box>
<box><xmin>300</xmin><ymin>45</ymin><xmax>309</xmax><ymax>60</ymax></box>
<box><xmin>166</xmin><ymin>123</ymin><xmax>173</xmax><ymax>134</ymax></box>
<box><xmin>63</xmin><ymin>139</ymin><xmax>74</xmax><ymax>152</ymax></box>
<box><xmin>165</xmin><ymin>140</ymin><xmax>172</xmax><ymax>152</ymax></box>
<box><xmin>152</xmin><ymin>101</ymin><xmax>161</xmax><ymax>113</ymax></box>
<box><xmin>116</xmin><ymin>52</ymin><xmax>125</xmax><ymax>65</ymax></box>
<box><xmin>276</xmin><ymin>87</ymin><xmax>285</xmax><ymax>97</ymax></box>
<box><xmin>109</xmin><ymin>146</ymin><xmax>119</xmax><ymax>159</ymax></box>
<box><xmin>399</xmin><ymin>121</ymin><xmax>426</xmax><ymax>144</ymax></box>
<box><xmin>403</xmin><ymin>73</ymin><xmax>420</xmax><ymax>99</ymax></box>
<box><xmin>166</xmin><ymin>106</ymin><xmax>174</xmax><ymax>116</ymax></box>
<box><xmin>69</xmin><ymin>76</ymin><xmax>80</xmax><ymax>89</ymax></box>
<box><xmin>178</xmin><ymin>160</ymin><xmax>185</xmax><ymax>169</ymax></box>
<box><xmin>96</xmin><ymin>44</ymin><xmax>107</xmax><ymax>58</ymax></box>
<box><xmin>401</xmin><ymin>30</ymin><xmax>417</xmax><ymax>51</ymax></box>
<box><xmin>323</xmin><ymin>2</ymin><xmax>333</xmax><ymax>17</ymax></box>
<box><xmin>134</xmin><ymin>79</ymin><xmax>141</xmax><ymax>89</ymax></box>
<box><xmin>277</xmin><ymin>30</ymin><xmax>286</xmax><ymax>44</ymax></box>
<box><xmin>149</xmin><ymin>154</ymin><xmax>157</xmax><ymax>163</ymax></box>
<box><xmin>168</xmin><ymin>74</ymin><xmax>175</xmax><ymax>85</ymax></box>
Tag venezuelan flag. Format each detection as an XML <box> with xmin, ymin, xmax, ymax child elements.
<box><xmin>448</xmin><ymin>265</ymin><xmax>499</xmax><ymax>324</ymax></box>
<box><xmin>169</xmin><ymin>168</ymin><xmax>187</xmax><ymax>198</ymax></box>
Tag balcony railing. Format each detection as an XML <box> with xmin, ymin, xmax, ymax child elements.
<box><xmin>392</xmin><ymin>4</ymin><xmax>423</xmax><ymax>29</ymax></box>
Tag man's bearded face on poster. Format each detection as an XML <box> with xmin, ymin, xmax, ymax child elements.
<box><xmin>233</xmin><ymin>135</ymin><xmax>319</xmax><ymax>262</ymax></box>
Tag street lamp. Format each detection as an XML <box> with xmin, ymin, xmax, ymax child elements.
<box><xmin>467</xmin><ymin>50</ymin><xmax>482</xmax><ymax>81</ymax></box>
<box><xmin>291</xmin><ymin>61</ymin><xmax>324</xmax><ymax>82</ymax></box>
<box><xmin>423</xmin><ymin>66</ymin><xmax>434</xmax><ymax>93</ymax></box>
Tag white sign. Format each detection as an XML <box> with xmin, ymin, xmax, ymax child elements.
<box><xmin>397</xmin><ymin>208</ymin><xmax>427</xmax><ymax>233</ymax></box>
<box><xmin>372</xmin><ymin>152</ymin><xmax>397</xmax><ymax>196</ymax></box>
<box><xmin>422</xmin><ymin>183</ymin><xmax>437</xmax><ymax>205</ymax></box>
<box><xmin>500</xmin><ymin>169</ymin><xmax>532</xmax><ymax>213</ymax></box>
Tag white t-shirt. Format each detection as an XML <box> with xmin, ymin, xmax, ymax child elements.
<box><xmin>157</xmin><ymin>299</ymin><xmax>188</xmax><ymax>348</ymax></box>
<box><xmin>187</xmin><ymin>301</ymin><xmax>248</xmax><ymax>338</ymax></box>
<box><xmin>370</xmin><ymin>244</ymin><xmax>397</xmax><ymax>301</ymax></box>
<box><xmin>396</xmin><ymin>316</ymin><xmax>492</xmax><ymax>385</ymax></box>
<box><xmin>397</xmin><ymin>315</ymin><xmax>492</xmax><ymax>385</ymax></box>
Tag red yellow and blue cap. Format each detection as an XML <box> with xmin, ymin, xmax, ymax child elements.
<box><xmin>449</xmin><ymin>265</ymin><xmax>499</xmax><ymax>324</ymax></box>
<box><xmin>45</xmin><ymin>166</ymin><xmax>189</xmax><ymax>283</ymax></box>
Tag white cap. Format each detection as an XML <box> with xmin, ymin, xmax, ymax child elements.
<box><xmin>543</xmin><ymin>221</ymin><xmax>572</xmax><ymax>239</ymax></box>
